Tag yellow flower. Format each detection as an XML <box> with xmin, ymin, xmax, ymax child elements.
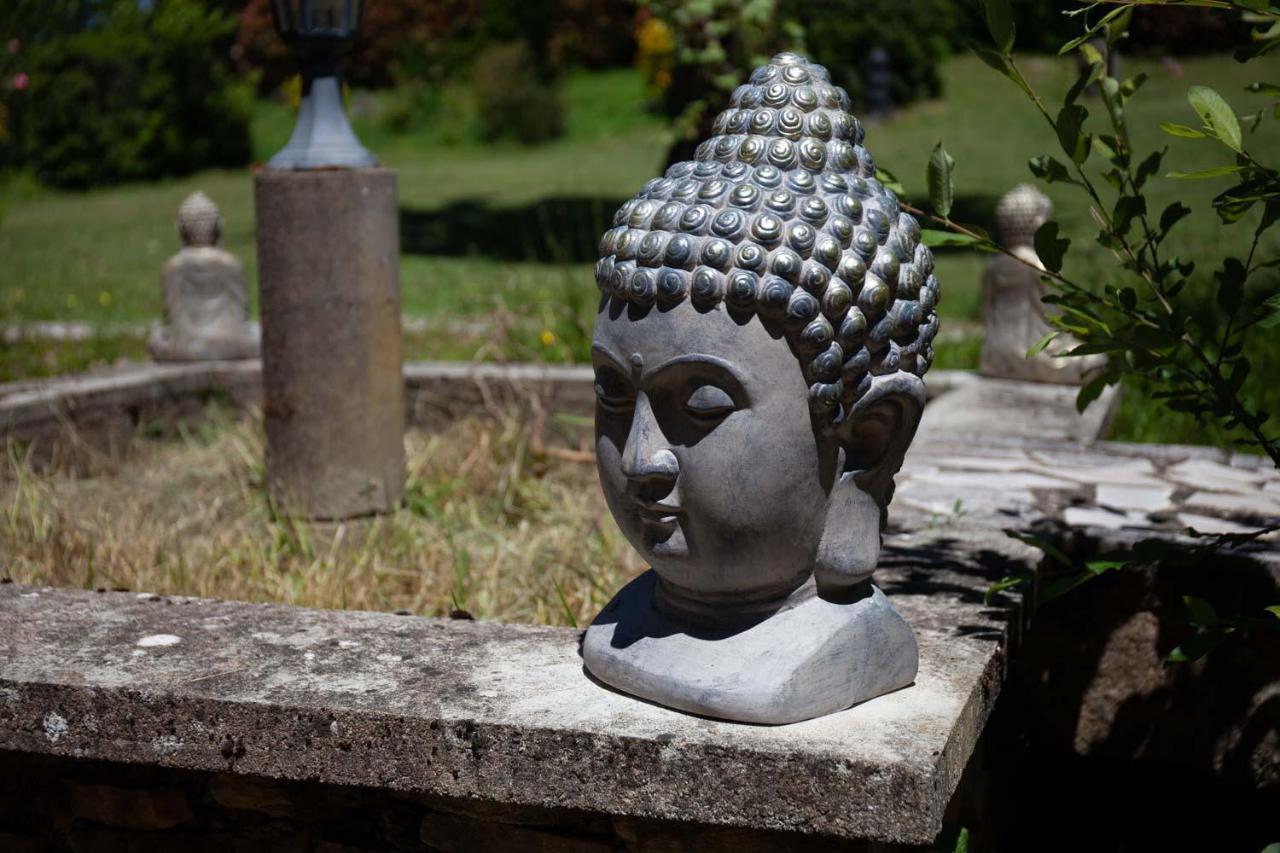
<box><xmin>637</xmin><ymin>18</ymin><xmax>674</xmax><ymax>55</ymax></box>
<box><xmin>66</xmin><ymin>294</ymin><xmax>78</xmax><ymax>309</ymax></box>
<box><xmin>98</xmin><ymin>291</ymin><xmax>112</xmax><ymax>307</ymax></box>
<box><xmin>540</xmin><ymin>329</ymin><xmax>556</xmax><ymax>346</ymax></box>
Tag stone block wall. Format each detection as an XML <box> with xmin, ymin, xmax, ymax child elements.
<box><xmin>0</xmin><ymin>752</ymin><xmax>915</xmax><ymax>853</ymax></box>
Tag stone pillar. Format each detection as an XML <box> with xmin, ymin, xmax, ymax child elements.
<box><xmin>254</xmin><ymin>168</ymin><xmax>405</xmax><ymax>519</ymax></box>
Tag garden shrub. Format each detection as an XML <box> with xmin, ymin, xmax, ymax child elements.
<box><xmin>15</xmin><ymin>0</ymin><xmax>252</xmax><ymax>189</ymax></box>
<box><xmin>473</xmin><ymin>41</ymin><xmax>564</xmax><ymax>144</ymax></box>
<box><xmin>781</xmin><ymin>0</ymin><xmax>961</xmax><ymax>110</ymax></box>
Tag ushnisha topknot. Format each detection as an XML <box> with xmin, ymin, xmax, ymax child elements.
<box><xmin>177</xmin><ymin>191</ymin><xmax>222</xmax><ymax>248</ymax></box>
<box><xmin>595</xmin><ymin>51</ymin><xmax>940</xmax><ymax>423</ymax></box>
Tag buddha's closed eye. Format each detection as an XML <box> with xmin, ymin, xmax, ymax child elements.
<box><xmin>594</xmin><ymin>369</ymin><xmax>634</xmax><ymax>414</ymax></box>
<box><xmin>683</xmin><ymin>384</ymin><xmax>736</xmax><ymax>421</ymax></box>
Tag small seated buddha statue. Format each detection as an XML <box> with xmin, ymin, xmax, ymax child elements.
<box><xmin>148</xmin><ymin>192</ymin><xmax>259</xmax><ymax>362</ymax></box>
<box><xmin>978</xmin><ymin>183</ymin><xmax>1103</xmax><ymax>384</ymax></box>
<box><xmin>582</xmin><ymin>53</ymin><xmax>939</xmax><ymax>724</ymax></box>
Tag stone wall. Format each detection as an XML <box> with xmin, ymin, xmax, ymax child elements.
<box><xmin>2</xmin><ymin>751</ymin><xmax>913</xmax><ymax>853</ymax></box>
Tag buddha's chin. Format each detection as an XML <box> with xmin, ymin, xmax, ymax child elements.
<box><xmin>638</xmin><ymin>516</ymin><xmax>689</xmax><ymax>560</ymax></box>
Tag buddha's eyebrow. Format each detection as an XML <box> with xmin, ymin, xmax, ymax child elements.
<box><xmin>592</xmin><ymin>344</ymin><xmax>748</xmax><ymax>388</ymax></box>
<box><xmin>590</xmin><ymin>342</ymin><xmax>628</xmax><ymax>372</ymax></box>
<box><xmin>649</xmin><ymin>353</ymin><xmax>747</xmax><ymax>386</ymax></box>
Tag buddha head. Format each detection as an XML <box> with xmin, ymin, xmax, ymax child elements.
<box><xmin>592</xmin><ymin>53</ymin><xmax>939</xmax><ymax>612</ymax></box>
<box><xmin>177</xmin><ymin>191</ymin><xmax>222</xmax><ymax>248</ymax></box>
<box><xmin>995</xmin><ymin>183</ymin><xmax>1052</xmax><ymax>249</ymax></box>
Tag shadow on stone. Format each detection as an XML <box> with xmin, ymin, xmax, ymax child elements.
<box><xmin>979</xmin><ymin>525</ymin><xmax>1280</xmax><ymax>851</ymax></box>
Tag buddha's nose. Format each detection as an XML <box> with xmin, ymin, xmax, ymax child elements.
<box><xmin>621</xmin><ymin>393</ymin><xmax>679</xmax><ymax>486</ymax></box>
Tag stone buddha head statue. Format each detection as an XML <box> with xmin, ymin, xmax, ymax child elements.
<box><xmin>582</xmin><ymin>53</ymin><xmax>938</xmax><ymax>724</ymax></box>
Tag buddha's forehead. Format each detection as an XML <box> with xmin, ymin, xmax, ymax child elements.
<box><xmin>593</xmin><ymin>300</ymin><xmax>799</xmax><ymax>388</ymax></box>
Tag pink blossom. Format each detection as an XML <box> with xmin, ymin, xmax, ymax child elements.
<box><xmin>12</xmin><ymin>73</ymin><xmax>28</xmax><ymax>91</ymax></box>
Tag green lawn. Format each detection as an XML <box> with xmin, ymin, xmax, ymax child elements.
<box><xmin>2</xmin><ymin>55</ymin><xmax>1279</xmax><ymax>446</ymax></box>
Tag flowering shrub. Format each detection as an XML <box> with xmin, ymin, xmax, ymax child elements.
<box><xmin>635</xmin><ymin>15</ymin><xmax>674</xmax><ymax>99</ymax></box>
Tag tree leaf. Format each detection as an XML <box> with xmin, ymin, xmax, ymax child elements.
<box><xmin>1113</xmin><ymin>195</ymin><xmax>1147</xmax><ymax>237</ymax></box>
<box><xmin>984</xmin><ymin>0</ymin><xmax>1015</xmax><ymax>54</ymax></box>
<box><xmin>1028</xmin><ymin>154</ymin><xmax>1077</xmax><ymax>184</ymax></box>
<box><xmin>921</xmin><ymin>230</ymin><xmax>983</xmax><ymax>248</ymax></box>
<box><xmin>984</xmin><ymin>575</ymin><xmax>1031</xmax><ymax>606</ymax></box>
<box><xmin>1265</xmin><ymin>606</ymin><xmax>1280</xmax><ymax>620</ymax></box>
<box><xmin>1159</xmin><ymin>202</ymin><xmax>1192</xmax><ymax>235</ymax></box>
<box><xmin>927</xmin><ymin>141</ymin><xmax>956</xmax><ymax>218</ymax></box>
<box><xmin>1167</xmin><ymin>165</ymin><xmax>1246</xmax><ymax>180</ymax></box>
<box><xmin>1257</xmin><ymin>199</ymin><xmax>1280</xmax><ymax>239</ymax></box>
<box><xmin>875</xmin><ymin>167</ymin><xmax>905</xmax><ymax>196</ymax></box>
<box><xmin>1076</xmin><ymin>374</ymin><xmax>1107</xmax><ymax>413</ymax></box>
<box><xmin>1184</xmin><ymin>595</ymin><xmax>1219</xmax><ymax>627</ymax></box>
<box><xmin>1034</xmin><ymin>221</ymin><xmax>1070</xmax><ymax>273</ymax></box>
<box><xmin>1105</xmin><ymin>6</ymin><xmax>1133</xmax><ymax>46</ymax></box>
<box><xmin>1027</xmin><ymin>332</ymin><xmax>1059</xmax><ymax>359</ymax></box>
<box><xmin>1134</xmin><ymin>150</ymin><xmax>1164</xmax><ymax>189</ymax></box>
<box><xmin>1159</xmin><ymin>122</ymin><xmax>1208</xmax><ymax>139</ymax></box>
<box><xmin>1167</xmin><ymin>630</ymin><xmax>1226</xmax><ymax>664</ymax></box>
<box><xmin>1256</xmin><ymin>293</ymin><xmax>1280</xmax><ymax>329</ymax></box>
<box><xmin>969</xmin><ymin>41</ymin><xmax>1033</xmax><ymax>97</ymax></box>
<box><xmin>1189</xmin><ymin>85</ymin><xmax>1243</xmax><ymax>152</ymax></box>
<box><xmin>1216</xmin><ymin>257</ymin><xmax>1247</xmax><ymax>316</ymax></box>
<box><xmin>1056</xmin><ymin>104</ymin><xmax>1091</xmax><ymax>164</ymax></box>
<box><xmin>1084</xmin><ymin>559</ymin><xmax>1125</xmax><ymax>576</ymax></box>
<box><xmin>1066</xmin><ymin>57</ymin><xmax>1103</xmax><ymax>107</ymax></box>
<box><xmin>969</xmin><ymin>41</ymin><xmax>1011</xmax><ymax>76</ymax></box>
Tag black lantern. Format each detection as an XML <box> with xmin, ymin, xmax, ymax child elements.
<box><xmin>267</xmin><ymin>0</ymin><xmax>376</xmax><ymax>169</ymax></box>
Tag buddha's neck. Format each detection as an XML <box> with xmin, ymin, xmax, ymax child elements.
<box><xmin>653</xmin><ymin>571</ymin><xmax>816</xmax><ymax>627</ymax></box>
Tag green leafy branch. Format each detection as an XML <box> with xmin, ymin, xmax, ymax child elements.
<box><xmin>921</xmin><ymin>0</ymin><xmax>1280</xmax><ymax>461</ymax></box>
<box><xmin>919</xmin><ymin>0</ymin><xmax>1280</xmax><ymax>663</ymax></box>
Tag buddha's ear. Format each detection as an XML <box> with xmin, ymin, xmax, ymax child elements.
<box><xmin>814</xmin><ymin>373</ymin><xmax>925</xmax><ymax>595</ymax></box>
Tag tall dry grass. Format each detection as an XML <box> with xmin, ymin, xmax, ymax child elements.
<box><xmin>1</xmin><ymin>407</ymin><xmax>643</xmax><ymax>627</ymax></box>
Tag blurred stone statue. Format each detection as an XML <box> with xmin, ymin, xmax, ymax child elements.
<box><xmin>979</xmin><ymin>184</ymin><xmax>1102</xmax><ymax>384</ymax></box>
<box><xmin>149</xmin><ymin>192</ymin><xmax>259</xmax><ymax>362</ymax></box>
<box><xmin>583</xmin><ymin>53</ymin><xmax>937</xmax><ymax>724</ymax></box>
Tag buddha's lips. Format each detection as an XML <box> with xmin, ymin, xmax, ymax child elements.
<box><xmin>637</xmin><ymin>500</ymin><xmax>681</xmax><ymax>522</ymax></box>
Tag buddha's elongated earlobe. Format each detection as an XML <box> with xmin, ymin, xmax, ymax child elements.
<box><xmin>815</xmin><ymin>474</ymin><xmax>882</xmax><ymax>593</ymax></box>
<box><xmin>814</xmin><ymin>376</ymin><xmax>924</xmax><ymax>595</ymax></box>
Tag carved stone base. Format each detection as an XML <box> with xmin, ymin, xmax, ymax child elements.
<box><xmin>148</xmin><ymin>326</ymin><xmax>260</xmax><ymax>362</ymax></box>
<box><xmin>582</xmin><ymin>571</ymin><xmax>918</xmax><ymax>725</ymax></box>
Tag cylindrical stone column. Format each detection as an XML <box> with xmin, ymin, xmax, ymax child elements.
<box><xmin>254</xmin><ymin>168</ymin><xmax>405</xmax><ymax>519</ymax></box>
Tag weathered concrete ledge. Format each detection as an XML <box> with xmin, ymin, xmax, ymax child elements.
<box><xmin>0</xmin><ymin>540</ymin><xmax>1013</xmax><ymax>846</ymax></box>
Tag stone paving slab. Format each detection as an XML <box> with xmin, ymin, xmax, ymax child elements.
<box><xmin>0</xmin><ymin>544</ymin><xmax>1014</xmax><ymax>846</ymax></box>
<box><xmin>900</xmin><ymin>435</ymin><xmax>1280</xmax><ymax>539</ymax></box>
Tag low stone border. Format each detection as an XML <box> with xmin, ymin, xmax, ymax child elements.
<box><xmin>1</xmin><ymin>361</ymin><xmax>977</xmax><ymax>469</ymax></box>
<box><xmin>0</xmin><ymin>522</ymin><xmax>1020</xmax><ymax>847</ymax></box>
